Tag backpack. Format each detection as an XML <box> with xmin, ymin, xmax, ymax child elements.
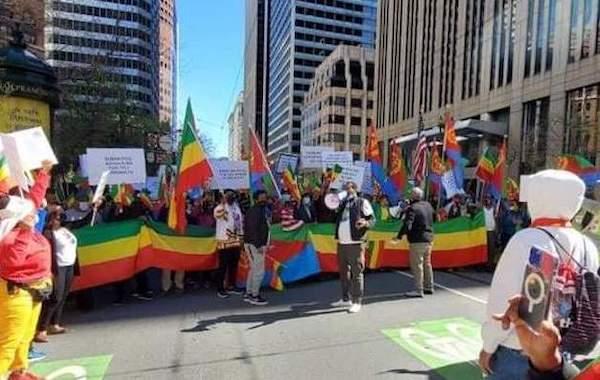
<box><xmin>538</xmin><ymin>228</ymin><xmax>600</xmax><ymax>355</ymax></box>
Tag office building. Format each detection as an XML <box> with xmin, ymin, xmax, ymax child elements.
<box><xmin>228</xmin><ymin>92</ymin><xmax>247</xmax><ymax>160</ymax></box>
<box><xmin>244</xmin><ymin>0</ymin><xmax>269</xmax><ymax>148</ymax></box>
<box><xmin>45</xmin><ymin>0</ymin><xmax>160</xmax><ymax>116</ymax></box>
<box><xmin>375</xmin><ymin>0</ymin><xmax>600</xmax><ymax>176</ymax></box>
<box><xmin>301</xmin><ymin>45</ymin><xmax>374</xmax><ymax>159</ymax></box>
<box><xmin>159</xmin><ymin>0</ymin><xmax>177</xmax><ymax>131</ymax></box>
<box><xmin>0</xmin><ymin>0</ymin><xmax>45</xmax><ymax>56</ymax></box>
<box><xmin>266</xmin><ymin>0</ymin><xmax>377</xmax><ymax>159</ymax></box>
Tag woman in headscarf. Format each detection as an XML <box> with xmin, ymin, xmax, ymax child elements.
<box><xmin>0</xmin><ymin>161</ymin><xmax>53</xmax><ymax>380</ymax></box>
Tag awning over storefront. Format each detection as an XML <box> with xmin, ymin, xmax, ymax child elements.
<box><xmin>392</xmin><ymin>119</ymin><xmax>508</xmax><ymax>144</ymax></box>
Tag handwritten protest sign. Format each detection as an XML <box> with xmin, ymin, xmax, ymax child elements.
<box><xmin>321</xmin><ymin>151</ymin><xmax>353</xmax><ymax>171</ymax></box>
<box><xmin>330</xmin><ymin>164</ymin><xmax>365</xmax><ymax>191</ymax></box>
<box><xmin>301</xmin><ymin>146</ymin><xmax>334</xmax><ymax>169</ymax></box>
<box><xmin>86</xmin><ymin>148</ymin><xmax>147</xmax><ymax>186</ymax></box>
<box><xmin>0</xmin><ymin>134</ymin><xmax>29</xmax><ymax>190</ymax></box>
<box><xmin>210</xmin><ymin>160</ymin><xmax>250</xmax><ymax>190</ymax></box>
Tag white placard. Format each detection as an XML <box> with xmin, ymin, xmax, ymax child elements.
<box><xmin>275</xmin><ymin>153</ymin><xmax>299</xmax><ymax>174</ymax></box>
<box><xmin>79</xmin><ymin>154</ymin><xmax>89</xmax><ymax>177</ymax></box>
<box><xmin>92</xmin><ymin>170</ymin><xmax>110</xmax><ymax>203</ymax></box>
<box><xmin>355</xmin><ymin>161</ymin><xmax>373</xmax><ymax>194</ymax></box>
<box><xmin>301</xmin><ymin>146</ymin><xmax>334</xmax><ymax>169</ymax></box>
<box><xmin>86</xmin><ymin>148</ymin><xmax>147</xmax><ymax>186</ymax></box>
<box><xmin>7</xmin><ymin>127</ymin><xmax>58</xmax><ymax>171</ymax></box>
<box><xmin>321</xmin><ymin>151</ymin><xmax>353</xmax><ymax>170</ymax></box>
<box><xmin>0</xmin><ymin>134</ymin><xmax>29</xmax><ymax>190</ymax></box>
<box><xmin>209</xmin><ymin>160</ymin><xmax>250</xmax><ymax>190</ymax></box>
<box><xmin>330</xmin><ymin>164</ymin><xmax>365</xmax><ymax>191</ymax></box>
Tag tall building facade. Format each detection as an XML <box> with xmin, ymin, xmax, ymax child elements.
<box><xmin>159</xmin><ymin>0</ymin><xmax>177</xmax><ymax>131</ymax></box>
<box><xmin>375</xmin><ymin>0</ymin><xmax>600</xmax><ymax>175</ymax></box>
<box><xmin>244</xmin><ymin>0</ymin><xmax>269</xmax><ymax>148</ymax></box>
<box><xmin>45</xmin><ymin>0</ymin><xmax>160</xmax><ymax>116</ymax></box>
<box><xmin>301</xmin><ymin>45</ymin><xmax>374</xmax><ymax>159</ymax></box>
<box><xmin>228</xmin><ymin>92</ymin><xmax>247</xmax><ymax>161</ymax></box>
<box><xmin>266</xmin><ymin>0</ymin><xmax>377</xmax><ymax>159</ymax></box>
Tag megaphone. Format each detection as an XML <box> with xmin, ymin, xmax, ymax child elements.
<box><xmin>324</xmin><ymin>190</ymin><xmax>348</xmax><ymax>210</ymax></box>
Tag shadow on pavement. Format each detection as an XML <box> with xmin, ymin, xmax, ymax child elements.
<box><xmin>379</xmin><ymin>361</ymin><xmax>483</xmax><ymax>380</ymax></box>
<box><xmin>182</xmin><ymin>302</ymin><xmax>348</xmax><ymax>332</ymax></box>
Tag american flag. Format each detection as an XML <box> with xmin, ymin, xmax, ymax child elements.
<box><xmin>412</xmin><ymin>135</ymin><xmax>428</xmax><ymax>185</ymax></box>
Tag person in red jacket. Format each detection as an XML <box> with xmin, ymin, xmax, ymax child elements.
<box><xmin>0</xmin><ymin>161</ymin><xmax>53</xmax><ymax>380</ymax></box>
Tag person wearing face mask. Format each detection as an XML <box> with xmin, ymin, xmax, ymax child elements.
<box><xmin>331</xmin><ymin>181</ymin><xmax>375</xmax><ymax>313</ymax></box>
<box><xmin>394</xmin><ymin>187</ymin><xmax>436</xmax><ymax>298</ymax></box>
<box><xmin>213</xmin><ymin>190</ymin><xmax>244</xmax><ymax>298</ymax></box>
<box><xmin>0</xmin><ymin>161</ymin><xmax>53</xmax><ymax>380</ymax></box>
<box><xmin>296</xmin><ymin>193</ymin><xmax>317</xmax><ymax>224</ymax></box>
<box><xmin>243</xmin><ymin>190</ymin><xmax>271</xmax><ymax>306</ymax></box>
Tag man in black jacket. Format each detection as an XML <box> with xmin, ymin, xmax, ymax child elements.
<box><xmin>243</xmin><ymin>190</ymin><xmax>270</xmax><ymax>306</ymax></box>
<box><xmin>332</xmin><ymin>181</ymin><xmax>375</xmax><ymax>313</ymax></box>
<box><xmin>396</xmin><ymin>187</ymin><xmax>436</xmax><ymax>298</ymax></box>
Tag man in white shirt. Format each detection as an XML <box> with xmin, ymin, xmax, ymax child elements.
<box><xmin>331</xmin><ymin>181</ymin><xmax>375</xmax><ymax>313</ymax></box>
<box><xmin>213</xmin><ymin>190</ymin><xmax>244</xmax><ymax>298</ymax></box>
<box><xmin>479</xmin><ymin>170</ymin><xmax>599</xmax><ymax>379</ymax></box>
<box><xmin>483</xmin><ymin>196</ymin><xmax>498</xmax><ymax>269</ymax></box>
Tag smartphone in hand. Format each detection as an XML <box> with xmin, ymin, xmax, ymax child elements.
<box><xmin>518</xmin><ymin>247</ymin><xmax>559</xmax><ymax>330</ymax></box>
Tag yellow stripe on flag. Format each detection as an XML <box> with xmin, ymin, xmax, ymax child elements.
<box><xmin>179</xmin><ymin>142</ymin><xmax>207</xmax><ymax>174</ymax></box>
<box><xmin>78</xmin><ymin>236</ymin><xmax>141</xmax><ymax>266</ymax></box>
<box><xmin>148</xmin><ymin>229</ymin><xmax>217</xmax><ymax>255</ymax></box>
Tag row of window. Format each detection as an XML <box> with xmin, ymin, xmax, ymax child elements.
<box><xmin>326</xmin><ymin>114</ymin><xmax>372</xmax><ymax>126</ymax></box>
<box><xmin>52</xmin><ymin>1</ymin><xmax>153</xmax><ymax>28</ymax></box>
<box><xmin>296</xmin><ymin>6</ymin><xmax>365</xmax><ymax>24</ymax></box>
<box><xmin>57</xmin><ymin>67</ymin><xmax>152</xmax><ymax>88</ymax></box>
<box><xmin>50</xmin><ymin>50</ymin><xmax>153</xmax><ymax>74</ymax></box>
<box><xmin>62</xmin><ymin>83</ymin><xmax>153</xmax><ymax>104</ymax></box>
<box><xmin>52</xmin><ymin>18</ymin><xmax>153</xmax><ymax>43</ymax></box>
<box><xmin>320</xmin><ymin>133</ymin><xmax>362</xmax><ymax>144</ymax></box>
<box><xmin>568</xmin><ymin>0</ymin><xmax>600</xmax><ymax>63</ymax></box>
<box><xmin>62</xmin><ymin>0</ymin><xmax>154</xmax><ymax>13</ymax></box>
<box><xmin>49</xmin><ymin>34</ymin><xmax>152</xmax><ymax>58</ymax></box>
<box><xmin>297</xmin><ymin>0</ymin><xmax>367</xmax><ymax>13</ymax></box>
<box><xmin>295</xmin><ymin>19</ymin><xmax>365</xmax><ymax>37</ymax></box>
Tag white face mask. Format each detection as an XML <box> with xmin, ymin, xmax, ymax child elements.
<box><xmin>303</xmin><ymin>197</ymin><xmax>311</xmax><ymax>205</ymax></box>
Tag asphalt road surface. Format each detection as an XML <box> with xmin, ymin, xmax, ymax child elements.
<box><xmin>32</xmin><ymin>269</ymin><xmax>494</xmax><ymax>380</ymax></box>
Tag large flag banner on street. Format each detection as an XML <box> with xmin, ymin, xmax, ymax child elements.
<box><xmin>168</xmin><ymin>99</ymin><xmax>213</xmax><ymax>234</ymax></box>
<box><xmin>70</xmin><ymin>213</ymin><xmax>487</xmax><ymax>292</ymax></box>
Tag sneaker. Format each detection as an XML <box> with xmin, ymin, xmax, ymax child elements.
<box><xmin>404</xmin><ymin>291</ymin><xmax>424</xmax><ymax>298</ymax></box>
<box><xmin>28</xmin><ymin>348</ymin><xmax>47</xmax><ymax>362</ymax></box>
<box><xmin>217</xmin><ymin>291</ymin><xmax>230</xmax><ymax>299</ymax></box>
<box><xmin>331</xmin><ymin>299</ymin><xmax>352</xmax><ymax>308</ymax></box>
<box><xmin>243</xmin><ymin>293</ymin><xmax>252</xmax><ymax>303</ymax></box>
<box><xmin>248</xmin><ymin>295</ymin><xmax>268</xmax><ymax>306</ymax></box>
<box><xmin>424</xmin><ymin>289</ymin><xmax>434</xmax><ymax>295</ymax></box>
<box><xmin>348</xmin><ymin>303</ymin><xmax>362</xmax><ymax>313</ymax></box>
<box><xmin>227</xmin><ymin>288</ymin><xmax>244</xmax><ymax>295</ymax></box>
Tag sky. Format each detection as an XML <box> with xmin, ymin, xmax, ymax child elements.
<box><xmin>176</xmin><ymin>0</ymin><xmax>244</xmax><ymax>158</ymax></box>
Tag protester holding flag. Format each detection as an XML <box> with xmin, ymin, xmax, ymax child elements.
<box><xmin>243</xmin><ymin>190</ymin><xmax>270</xmax><ymax>306</ymax></box>
<box><xmin>213</xmin><ymin>191</ymin><xmax>244</xmax><ymax>298</ymax></box>
<box><xmin>332</xmin><ymin>181</ymin><xmax>375</xmax><ymax>313</ymax></box>
<box><xmin>395</xmin><ymin>187</ymin><xmax>436</xmax><ymax>298</ymax></box>
<box><xmin>0</xmin><ymin>160</ymin><xmax>53</xmax><ymax>379</ymax></box>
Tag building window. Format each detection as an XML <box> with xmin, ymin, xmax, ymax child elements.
<box><xmin>534</xmin><ymin>0</ymin><xmax>546</xmax><ymax>74</ymax></box>
<box><xmin>491</xmin><ymin>0</ymin><xmax>516</xmax><ymax>88</ymax></box>
<box><xmin>565</xmin><ymin>84</ymin><xmax>600</xmax><ymax>163</ymax></box>
<box><xmin>568</xmin><ymin>0</ymin><xmax>581</xmax><ymax>63</ymax></box>
<box><xmin>333</xmin><ymin>96</ymin><xmax>346</xmax><ymax>106</ymax></box>
<box><xmin>581</xmin><ymin>0</ymin><xmax>595</xmax><ymax>59</ymax></box>
<box><xmin>525</xmin><ymin>0</ymin><xmax>535</xmax><ymax>77</ymax></box>
<box><xmin>351</xmin><ymin>117</ymin><xmax>362</xmax><ymax>126</ymax></box>
<box><xmin>521</xmin><ymin>98</ymin><xmax>550</xmax><ymax>173</ymax></box>
<box><xmin>546</xmin><ymin>0</ymin><xmax>557</xmax><ymax>70</ymax></box>
<box><xmin>351</xmin><ymin>98</ymin><xmax>362</xmax><ymax>108</ymax></box>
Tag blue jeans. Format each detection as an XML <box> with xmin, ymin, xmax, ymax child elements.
<box><xmin>488</xmin><ymin>346</ymin><xmax>529</xmax><ymax>380</ymax></box>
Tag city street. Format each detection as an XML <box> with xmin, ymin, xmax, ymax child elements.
<box><xmin>32</xmin><ymin>270</ymin><xmax>492</xmax><ymax>380</ymax></box>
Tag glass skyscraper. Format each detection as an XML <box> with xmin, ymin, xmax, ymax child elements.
<box><xmin>266</xmin><ymin>0</ymin><xmax>377</xmax><ymax>158</ymax></box>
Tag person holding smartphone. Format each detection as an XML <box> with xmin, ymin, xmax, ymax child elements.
<box><xmin>479</xmin><ymin>170</ymin><xmax>599</xmax><ymax>379</ymax></box>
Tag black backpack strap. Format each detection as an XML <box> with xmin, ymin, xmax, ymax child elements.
<box><xmin>537</xmin><ymin>227</ymin><xmax>585</xmax><ymax>271</ymax></box>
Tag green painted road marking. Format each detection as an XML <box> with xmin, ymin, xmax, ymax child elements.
<box><xmin>382</xmin><ymin>317</ymin><xmax>484</xmax><ymax>380</ymax></box>
<box><xmin>31</xmin><ymin>355</ymin><xmax>112</xmax><ymax>380</ymax></box>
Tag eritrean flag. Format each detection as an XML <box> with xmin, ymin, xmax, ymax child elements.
<box><xmin>249</xmin><ymin>126</ymin><xmax>280</xmax><ymax>198</ymax></box>
<box><xmin>443</xmin><ymin>113</ymin><xmax>464</xmax><ymax>191</ymax></box>
<box><xmin>429</xmin><ymin>145</ymin><xmax>444</xmax><ymax>195</ymax></box>
<box><xmin>556</xmin><ymin>154</ymin><xmax>600</xmax><ymax>188</ymax></box>
<box><xmin>367</xmin><ymin>123</ymin><xmax>400</xmax><ymax>204</ymax></box>
<box><xmin>389</xmin><ymin>143</ymin><xmax>409</xmax><ymax>196</ymax></box>
<box><xmin>168</xmin><ymin>99</ymin><xmax>213</xmax><ymax>234</ymax></box>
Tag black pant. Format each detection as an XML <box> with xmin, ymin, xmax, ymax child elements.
<box><xmin>215</xmin><ymin>247</ymin><xmax>240</xmax><ymax>291</ymax></box>
<box><xmin>39</xmin><ymin>265</ymin><xmax>75</xmax><ymax>330</ymax></box>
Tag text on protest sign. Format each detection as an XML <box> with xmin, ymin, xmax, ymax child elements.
<box><xmin>321</xmin><ymin>151</ymin><xmax>353</xmax><ymax>171</ymax></box>
<box><xmin>210</xmin><ymin>160</ymin><xmax>250</xmax><ymax>190</ymax></box>
<box><xmin>354</xmin><ymin>161</ymin><xmax>373</xmax><ymax>195</ymax></box>
<box><xmin>275</xmin><ymin>153</ymin><xmax>299</xmax><ymax>174</ymax></box>
<box><xmin>330</xmin><ymin>164</ymin><xmax>365</xmax><ymax>191</ymax></box>
<box><xmin>86</xmin><ymin>148</ymin><xmax>147</xmax><ymax>186</ymax></box>
<box><xmin>300</xmin><ymin>146</ymin><xmax>333</xmax><ymax>169</ymax></box>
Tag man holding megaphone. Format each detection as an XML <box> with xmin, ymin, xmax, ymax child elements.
<box><xmin>330</xmin><ymin>181</ymin><xmax>375</xmax><ymax>313</ymax></box>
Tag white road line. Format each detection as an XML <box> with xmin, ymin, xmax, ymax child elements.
<box><xmin>393</xmin><ymin>270</ymin><xmax>488</xmax><ymax>305</ymax></box>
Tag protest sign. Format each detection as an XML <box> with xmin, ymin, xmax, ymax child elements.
<box><xmin>209</xmin><ymin>160</ymin><xmax>250</xmax><ymax>190</ymax></box>
<box><xmin>8</xmin><ymin>127</ymin><xmax>58</xmax><ymax>170</ymax></box>
<box><xmin>0</xmin><ymin>134</ymin><xmax>29</xmax><ymax>190</ymax></box>
<box><xmin>86</xmin><ymin>148</ymin><xmax>147</xmax><ymax>186</ymax></box>
<box><xmin>275</xmin><ymin>153</ymin><xmax>299</xmax><ymax>174</ymax></box>
<box><xmin>321</xmin><ymin>151</ymin><xmax>353</xmax><ymax>171</ymax></box>
<box><xmin>355</xmin><ymin>161</ymin><xmax>373</xmax><ymax>195</ymax></box>
<box><xmin>92</xmin><ymin>171</ymin><xmax>110</xmax><ymax>203</ymax></box>
<box><xmin>330</xmin><ymin>164</ymin><xmax>365</xmax><ymax>191</ymax></box>
<box><xmin>301</xmin><ymin>146</ymin><xmax>333</xmax><ymax>169</ymax></box>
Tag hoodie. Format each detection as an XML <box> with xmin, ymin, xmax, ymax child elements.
<box><xmin>482</xmin><ymin>170</ymin><xmax>599</xmax><ymax>354</ymax></box>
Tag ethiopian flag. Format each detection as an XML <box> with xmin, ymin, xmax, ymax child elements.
<box><xmin>168</xmin><ymin>99</ymin><xmax>213</xmax><ymax>234</ymax></box>
<box><xmin>282</xmin><ymin>165</ymin><xmax>301</xmax><ymax>201</ymax></box>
